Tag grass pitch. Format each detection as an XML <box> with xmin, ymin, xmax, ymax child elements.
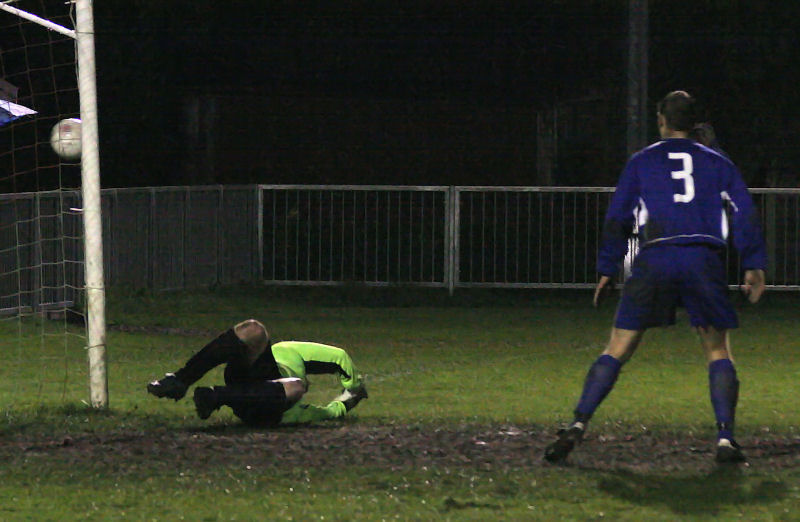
<box><xmin>1</xmin><ymin>286</ymin><xmax>798</xmax><ymax>520</ymax></box>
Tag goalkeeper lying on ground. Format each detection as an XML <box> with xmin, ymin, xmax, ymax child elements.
<box><xmin>147</xmin><ymin>319</ymin><xmax>368</xmax><ymax>425</ymax></box>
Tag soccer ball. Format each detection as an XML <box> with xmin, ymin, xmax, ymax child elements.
<box><xmin>50</xmin><ymin>118</ymin><xmax>82</xmax><ymax>160</ymax></box>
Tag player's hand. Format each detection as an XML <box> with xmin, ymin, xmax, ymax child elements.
<box><xmin>593</xmin><ymin>275</ymin><xmax>614</xmax><ymax>308</ymax></box>
<box><xmin>741</xmin><ymin>269</ymin><xmax>766</xmax><ymax>304</ymax></box>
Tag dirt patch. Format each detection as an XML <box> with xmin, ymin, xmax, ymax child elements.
<box><xmin>7</xmin><ymin>424</ymin><xmax>800</xmax><ymax>475</ymax></box>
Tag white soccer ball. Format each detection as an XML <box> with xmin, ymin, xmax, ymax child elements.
<box><xmin>50</xmin><ymin>118</ymin><xmax>82</xmax><ymax>160</ymax></box>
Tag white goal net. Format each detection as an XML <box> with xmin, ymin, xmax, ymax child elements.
<box><xmin>0</xmin><ymin>0</ymin><xmax>106</xmax><ymax>410</ymax></box>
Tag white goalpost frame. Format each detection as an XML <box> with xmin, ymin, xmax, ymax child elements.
<box><xmin>76</xmin><ymin>0</ymin><xmax>107</xmax><ymax>409</ymax></box>
<box><xmin>1</xmin><ymin>0</ymin><xmax>108</xmax><ymax>408</ymax></box>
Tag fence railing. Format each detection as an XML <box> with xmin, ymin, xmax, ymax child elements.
<box><xmin>2</xmin><ymin>185</ymin><xmax>799</xmax><ymax>311</ymax></box>
<box><xmin>0</xmin><ymin>190</ymin><xmax>84</xmax><ymax>313</ymax></box>
<box><xmin>102</xmin><ymin>185</ymin><xmax>260</xmax><ymax>291</ymax></box>
<box><xmin>752</xmin><ymin>189</ymin><xmax>800</xmax><ymax>289</ymax></box>
<box><xmin>259</xmin><ymin>185</ymin><xmax>800</xmax><ymax>292</ymax></box>
<box><xmin>260</xmin><ymin>185</ymin><xmax>450</xmax><ymax>287</ymax></box>
<box><xmin>454</xmin><ymin>186</ymin><xmax>615</xmax><ymax>288</ymax></box>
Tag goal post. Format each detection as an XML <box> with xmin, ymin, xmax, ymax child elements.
<box><xmin>0</xmin><ymin>0</ymin><xmax>107</xmax><ymax>408</ymax></box>
<box><xmin>75</xmin><ymin>0</ymin><xmax>107</xmax><ymax>409</ymax></box>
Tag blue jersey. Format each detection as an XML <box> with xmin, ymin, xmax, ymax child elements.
<box><xmin>597</xmin><ymin>138</ymin><xmax>767</xmax><ymax>276</ymax></box>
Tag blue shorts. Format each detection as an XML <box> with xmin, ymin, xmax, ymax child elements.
<box><xmin>614</xmin><ymin>244</ymin><xmax>738</xmax><ymax>330</ymax></box>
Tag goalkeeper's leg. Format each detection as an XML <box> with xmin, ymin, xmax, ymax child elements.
<box><xmin>278</xmin><ymin>401</ymin><xmax>347</xmax><ymax>425</ymax></box>
<box><xmin>193</xmin><ymin>377</ymin><xmax>305</xmax><ymax>424</ymax></box>
<box><xmin>148</xmin><ymin>319</ymin><xmax>274</xmax><ymax>400</ymax></box>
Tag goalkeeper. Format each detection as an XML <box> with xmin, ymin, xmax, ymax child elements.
<box><xmin>147</xmin><ymin>319</ymin><xmax>368</xmax><ymax>426</ymax></box>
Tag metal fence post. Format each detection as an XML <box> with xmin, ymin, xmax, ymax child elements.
<box><xmin>443</xmin><ymin>188</ymin><xmax>450</xmax><ymax>294</ymax></box>
<box><xmin>765</xmin><ymin>192</ymin><xmax>777</xmax><ymax>283</ymax></box>
<box><xmin>446</xmin><ymin>186</ymin><xmax>460</xmax><ymax>296</ymax></box>
<box><xmin>256</xmin><ymin>185</ymin><xmax>264</xmax><ymax>282</ymax></box>
<box><xmin>453</xmin><ymin>186</ymin><xmax>461</xmax><ymax>294</ymax></box>
<box><xmin>32</xmin><ymin>192</ymin><xmax>41</xmax><ymax>312</ymax></box>
<box><xmin>183</xmin><ymin>189</ymin><xmax>189</xmax><ymax>289</ymax></box>
<box><xmin>217</xmin><ymin>186</ymin><xmax>224</xmax><ymax>286</ymax></box>
<box><xmin>149</xmin><ymin>188</ymin><xmax>156</xmax><ymax>290</ymax></box>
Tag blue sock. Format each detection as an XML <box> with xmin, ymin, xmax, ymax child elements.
<box><xmin>709</xmin><ymin>358</ymin><xmax>739</xmax><ymax>440</ymax></box>
<box><xmin>573</xmin><ymin>354</ymin><xmax>622</xmax><ymax>423</ymax></box>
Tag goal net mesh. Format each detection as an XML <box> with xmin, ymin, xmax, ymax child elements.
<box><xmin>0</xmin><ymin>1</ymin><xmax>87</xmax><ymax>408</ymax></box>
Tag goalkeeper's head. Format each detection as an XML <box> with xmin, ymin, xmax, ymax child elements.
<box><xmin>234</xmin><ymin>319</ymin><xmax>273</xmax><ymax>365</ymax></box>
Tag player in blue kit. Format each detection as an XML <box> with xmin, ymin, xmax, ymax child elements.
<box><xmin>544</xmin><ymin>91</ymin><xmax>767</xmax><ymax>464</ymax></box>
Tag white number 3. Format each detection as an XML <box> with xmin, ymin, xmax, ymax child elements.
<box><xmin>669</xmin><ymin>152</ymin><xmax>695</xmax><ymax>203</ymax></box>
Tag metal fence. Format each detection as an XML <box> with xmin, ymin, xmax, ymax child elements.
<box><xmin>753</xmin><ymin>189</ymin><xmax>800</xmax><ymax>288</ymax></box>
<box><xmin>455</xmin><ymin>187</ymin><xmax>614</xmax><ymax>288</ymax></box>
<box><xmin>102</xmin><ymin>186</ymin><xmax>261</xmax><ymax>290</ymax></box>
<box><xmin>1</xmin><ymin>186</ymin><xmax>260</xmax><ymax>313</ymax></box>
<box><xmin>2</xmin><ymin>185</ymin><xmax>799</xmax><ymax>310</ymax></box>
<box><xmin>261</xmin><ymin>185</ymin><xmax>800</xmax><ymax>291</ymax></box>
<box><xmin>0</xmin><ymin>190</ymin><xmax>84</xmax><ymax>313</ymax></box>
<box><xmin>454</xmin><ymin>187</ymin><xmax>800</xmax><ymax>290</ymax></box>
<box><xmin>261</xmin><ymin>186</ymin><xmax>449</xmax><ymax>286</ymax></box>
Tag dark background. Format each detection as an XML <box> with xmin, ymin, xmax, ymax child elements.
<box><xmin>5</xmin><ymin>0</ymin><xmax>800</xmax><ymax>189</ymax></box>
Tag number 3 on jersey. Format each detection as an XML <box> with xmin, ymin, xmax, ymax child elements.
<box><xmin>669</xmin><ymin>152</ymin><xmax>694</xmax><ymax>203</ymax></box>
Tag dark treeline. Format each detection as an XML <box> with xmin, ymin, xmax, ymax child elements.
<box><xmin>6</xmin><ymin>0</ymin><xmax>799</xmax><ymax>189</ymax></box>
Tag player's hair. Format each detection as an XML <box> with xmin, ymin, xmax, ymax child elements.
<box><xmin>234</xmin><ymin>319</ymin><xmax>271</xmax><ymax>361</ymax></box>
<box><xmin>689</xmin><ymin>122</ymin><xmax>717</xmax><ymax>148</ymax></box>
<box><xmin>657</xmin><ymin>90</ymin><xmax>696</xmax><ymax>131</ymax></box>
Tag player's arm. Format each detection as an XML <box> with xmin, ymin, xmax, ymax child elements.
<box><xmin>593</xmin><ymin>275</ymin><xmax>614</xmax><ymax>307</ymax></box>
<box><xmin>741</xmin><ymin>268</ymin><xmax>766</xmax><ymax>304</ymax></box>
<box><xmin>723</xmin><ymin>163</ymin><xmax>768</xmax><ymax>303</ymax></box>
<box><xmin>281</xmin><ymin>341</ymin><xmax>363</xmax><ymax>390</ymax></box>
<box><xmin>594</xmin><ymin>159</ymin><xmax>640</xmax><ymax>305</ymax></box>
<box><xmin>597</xmin><ymin>159</ymin><xmax>640</xmax><ymax>278</ymax></box>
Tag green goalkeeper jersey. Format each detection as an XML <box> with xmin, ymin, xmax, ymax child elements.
<box><xmin>271</xmin><ymin>341</ymin><xmax>363</xmax><ymax>424</ymax></box>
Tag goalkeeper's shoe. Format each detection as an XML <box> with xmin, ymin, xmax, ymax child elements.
<box><xmin>716</xmin><ymin>438</ymin><xmax>746</xmax><ymax>464</ymax></box>
<box><xmin>147</xmin><ymin>373</ymin><xmax>188</xmax><ymax>400</ymax></box>
<box><xmin>333</xmin><ymin>383</ymin><xmax>369</xmax><ymax>412</ymax></box>
<box><xmin>544</xmin><ymin>423</ymin><xmax>585</xmax><ymax>463</ymax></box>
<box><xmin>193</xmin><ymin>387</ymin><xmax>221</xmax><ymax>420</ymax></box>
